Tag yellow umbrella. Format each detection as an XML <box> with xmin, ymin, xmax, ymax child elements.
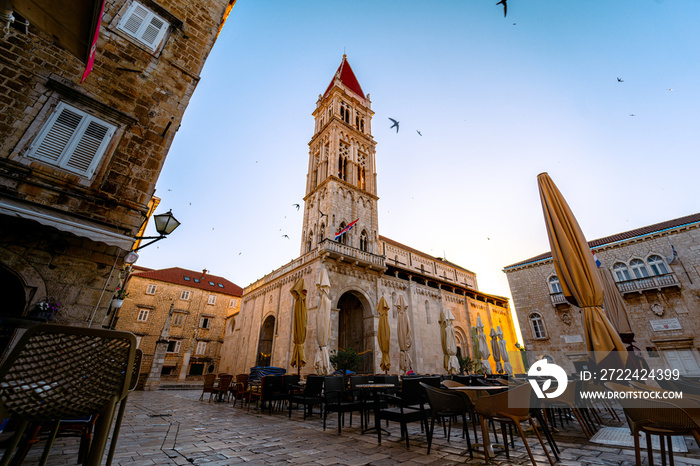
<box><xmin>597</xmin><ymin>264</ymin><xmax>633</xmax><ymax>336</ymax></box>
<box><xmin>290</xmin><ymin>277</ymin><xmax>307</xmax><ymax>373</ymax></box>
<box><xmin>377</xmin><ymin>296</ymin><xmax>391</xmax><ymax>373</ymax></box>
<box><xmin>396</xmin><ymin>295</ymin><xmax>413</xmax><ymax>374</ymax></box>
<box><xmin>538</xmin><ymin>172</ymin><xmax>627</xmax><ymax>369</ymax></box>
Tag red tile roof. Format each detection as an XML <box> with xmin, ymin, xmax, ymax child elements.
<box><xmin>131</xmin><ymin>266</ymin><xmax>243</xmax><ymax>296</ymax></box>
<box><xmin>323</xmin><ymin>55</ymin><xmax>365</xmax><ymax>99</ymax></box>
<box><xmin>504</xmin><ymin>212</ymin><xmax>700</xmax><ymax>270</ymax></box>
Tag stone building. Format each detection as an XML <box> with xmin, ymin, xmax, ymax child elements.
<box><xmin>219</xmin><ymin>56</ymin><xmax>521</xmax><ymax>376</ymax></box>
<box><xmin>115</xmin><ymin>266</ymin><xmax>242</xmax><ymax>385</ymax></box>
<box><xmin>0</xmin><ymin>0</ymin><xmax>235</xmax><ymax>326</ymax></box>
<box><xmin>504</xmin><ymin>213</ymin><xmax>700</xmax><ymax>376</ymax></box>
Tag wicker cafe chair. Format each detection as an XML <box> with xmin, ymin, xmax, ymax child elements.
<box><xmin>232</xmin><ymin>374</ymin><xmax>250</xmax><ymax>408</ymax></box>
<box><xmin>0</xmin><ymin>324</ymin><xmax>136</xmax><ymax>466</ymax></box>
<box><xmin>214</xmin><ymin>374</ymin><xmax>234</xmax><ymax>403</ymax></box>
<box><xmin>105</xmin><ymin>349</ymin><xmax>143</xmax><ymax>466</ymax></box>
<box><xmin>474</xmin><ymin>382</ymin><xmax>554</xmax><ymax>466</ymax></box>
<box><xmin>199</xmin><ymin>373</ymin><xmax>217</xmax><ymax>402</ymax></box>
<box><xmin>421</xmin><ymin>382</ymin><xmax>473</xmax><ymax>457</ymax></box>
<box><xmin>605</xmin><ymin>382</ymin><xmax>700</xmax><ymax>466</ymax></box>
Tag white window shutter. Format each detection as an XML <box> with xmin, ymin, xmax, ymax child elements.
<box><xmin>29</xmin><ymin>102</ymin><xmax>116</xmax><ymax>178</ymax></box>
<box><xmin>118</xmin><ymin>2</ymin><xmax>170</xmax><ymax>51</ymax></box>
<box><xmin>121</xmin><ymin>4</ymin><xmax>148</xmax><ymax>36</ymax></box>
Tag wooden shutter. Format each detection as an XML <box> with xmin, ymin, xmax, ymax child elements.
<box><xmin>118</xmin><ymin>2</ymin><xmax>169</xmax><ymax>51</ymax></box>
<box><xmin>29</xmin><ymin>102</ymin><xmax>116</xmax><ymax>178</ymax></box>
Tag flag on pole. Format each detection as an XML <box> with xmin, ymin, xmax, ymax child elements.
<box><xmin>592</xmin><ymin>252</ymin><xmax>602</xmax><ymax>268</ymax></box>
<box><xmin>335</xmin><ymin>219</ymin><xmax>358</xmax><ymax>241</ymax></box>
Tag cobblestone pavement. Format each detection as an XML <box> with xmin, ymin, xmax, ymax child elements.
<box><xmin>6</xmin><ymin>390</ymin><xmax>700</xmax><ymax>465</ymax></box>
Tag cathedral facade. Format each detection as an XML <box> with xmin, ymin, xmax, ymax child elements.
<box><xmin>220</xmin><ymin>56</ymin><xmax>520</xmax><ymax>376</ymax></box>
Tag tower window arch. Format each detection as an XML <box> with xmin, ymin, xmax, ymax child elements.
<box><xmin>647</xmin><ymin>255</ymin><xmax>668</xmax><ymax>275</ymax></box>
<box><xmin>529</xmin><ymin>313</ymin><xmax>547</xmax><ymax>339</ymax></box>
<box><xmin>337</xmin><ymin>222</ymin><xmax>347</xmax><ymax>245</ymax></box>
<box><xmin>338</xmin><ymin>141</ymin><xmax>349</xmax><ymax>181</ymax></box>
<box><xmin>359</xmin><ymin>230</ymin><xmax>368</xmax><ymax>252</ymax></box>
<box><xmin>613</xmin><ymin>262</ymin><xmax>632</xmax><ymax>282</ymax></box>
<box><xmin>319</xmin><ymin>223</ymin><xmax>325</xmax><ymax>243</ymax></box>
<box><xmin>630</xmin><ymin>258</ymin><xmax>649</xmax><ymax>279</ymax></box>
<box><xmin>340</xmin><ymin>101</ymin><xmax>351</xmax><ymax>124</ymax></box>
<box><xmin>306</xmin><ymin>230</ymin><xmax>314</xmax><ymax>253</ymax></box>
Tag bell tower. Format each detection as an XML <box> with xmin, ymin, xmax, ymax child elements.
<box><xmin>300</xmin><ymin>55</ymin><xmax>379</xmax><ymax>256</ymax></box>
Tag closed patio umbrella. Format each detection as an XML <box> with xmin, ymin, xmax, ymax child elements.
<box><xmin>377</xmin><ymin>296</ymin><xmax>391</xmax><ymax>373</ymax></box>
<box><xmin>471</xmin><ymin>326</ymin><xmax>483</xmax><ymax>374</ymax></box>
<box><xmin>314</xmin><ymin>268</ymin><xmax>332</xmax><ymax>375</ymax></box>
<box><xmin>396</xmin><ymin>295</ymin><xmax>413</xmax><ymax>374</ymax></box>
<box><xmin>497</xmin><ymin>326</ymin><xmax>514</xmax><ymax>376</ymax></box>
<box><xmin>290</xmin><ymin>277</ymin><xmax>307</xmax><ymax>374</ymax></box>
<box><xmin>440</xmin><ymin>310</ymin><xmax>460</xmax><ymax>375</ymax></box>
<box><xmin>538</xmin><ymin>172</ymin><xmax>627</xmax><ymax>369</ymax></box>
<box><xmin>490</xmin><ymin>328</ymin><xmax>503</xmax><ymax>374</ymax></box>
<box><xmin>476</xmin><ymin>316</ymin><xmax>491</xmax><ymax>374</ymax></box>
<box><xmin>597</xmin><ymin>264</ymin><xmax>634</xmax><ymax>337</ymax></box>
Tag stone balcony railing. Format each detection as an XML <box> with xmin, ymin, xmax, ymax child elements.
<box><xmin>318</xmin><ymin>239</ymin><xmax>386</xmax><ymax>270</ymax></box>
<box><xmin>550</xmin><ymin>292</ymin><xmax>569</xmax><ymax>306</ymax></box>
<box><xmin>615</xmin><ymin>272</ymin><xmax>681</xmax><ymax>294</ymax></box>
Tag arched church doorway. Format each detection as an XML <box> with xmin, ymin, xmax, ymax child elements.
<box><xmin>0</xmin><ymin>265</ymin><xmax>27</xmax><ymax>316</ymax></box>
<box><xmin>337</xmin><ymin>291</ymin><xmax>373</xmax><ymax>373</ymax></box>
<box><xmin>256</xmin><ymin>315</ymin><xmax>275</xmax><ymax>366</ymax></box>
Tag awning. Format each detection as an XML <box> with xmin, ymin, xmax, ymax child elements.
<box><xmin>0</xmin><ymin>196</ymin><xmax>134</xmax><ymax>250</ymax></box>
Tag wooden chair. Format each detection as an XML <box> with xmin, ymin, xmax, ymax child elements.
<box><xmin>199</xmin><ymin>373</ymin><xmax>217</xmax><ymax>402</ymax></box>
<box><xmin>421</xmin><ymin>382</ymin><xmax>473</xmax><ymax>457</ymax></box>
<box><xmin>232</xmin><ymin>374</ymin><xmax>250</xmax><ymax>408</ymax></box>
<box><xmin>474</xmin><ymin>382</ymin><xmax>554</xmax><ymax>465</ymax></box>
<box><xmin>214</xmin><ymin>374</ymin><xmax>233</xmax><ymax>403</ymax></box>
<box><xmin>0</xmin><ymin>324</ymin><xmax>136</xmax><ymax>466</ymax></box>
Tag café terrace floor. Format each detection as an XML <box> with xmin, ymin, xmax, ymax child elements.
<box><xmin>8</xmin><ymin>388</ymin><xmax>700</xmax><ymax>465</ymax></box>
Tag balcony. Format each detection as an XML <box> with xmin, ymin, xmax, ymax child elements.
<box><xmin>615</xmin><ymin>273</ymin><xmax>681</xmax><ymax>295</ymax></box>
<box><xmin>550</xmin><ymin>292</ymin><xmax>569</xmax><ymax>307</ymax></box>
<box><xmin>319</xmin><ymin>239</ymin><xmax>386</xmax><ymax>271</ymax></box>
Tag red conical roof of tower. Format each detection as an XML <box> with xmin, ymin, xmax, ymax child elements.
<box><xmin>323</xmin><ymin>55</ymin><xmax>365</xmax><ymax>99</ymax></box>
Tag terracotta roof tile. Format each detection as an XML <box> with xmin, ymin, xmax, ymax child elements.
<box><xmin>131</xmin><ymin>266</ymin><xmax>243</xmax><ymax>296</ymax></box>
<box><xmin>323</xmin><ymin>55</ymin><xmax>365</xmax><ymax>99</ymax></box>
<box><xmin>504</xmin><ymin>212</ymin><xmax>700</xmax><ymax>270</ymax></box>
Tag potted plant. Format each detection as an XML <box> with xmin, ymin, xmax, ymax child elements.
<box><xmin>329</xmin><ymin>347</ymin><xmax>362</xmax><ymax>375</ymax></box>
<box><xmin>112</xmin><ymin>286</ymin><xmax>129</xmax><ymax>309</ymax></box>
<box><xmin>457</xmin><ymin>355</ymin><xmax>475</xmax><ymax>375</ymax></box>
<box><xmin>29</xmin><ymin>298</ymin><xmax>61</xmax><ymax>321</ymax></box>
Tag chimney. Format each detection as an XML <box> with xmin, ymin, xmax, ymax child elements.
<box><xmin>202</xmin><ymin>269</ymin><xmax>208</xmax><ymax>277</ymax></box>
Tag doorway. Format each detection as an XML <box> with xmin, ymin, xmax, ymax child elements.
<box><xmin>337</xmin><ymin>291</ymin><xmax>373</xmax><ymax>373</ymax></box>
<box><xmin>256</xmin><ymin>315</ymin><xmax>275</xmax><ymax>366</ymax></box>
<box><xmin>0</xmin><ymin>265</ymin><xmax>27</xmax><ymax>316</ymax></box>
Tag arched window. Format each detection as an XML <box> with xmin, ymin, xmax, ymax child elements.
<box><xmin>338</xmin><ymin>141</ymin><xmax>349</xmax><ymax>181</ymax></box>
<box><xmin>359</xmin><ymin>230</ymin><xmax>368</xmax><ymax>252</ymax></box>
<box><xmin>549</xmin><ymin>276</ymin><xmax>562</xmax><ymax>294</ymax></box>
<box><xmin>613</xmin><ymin>262</ymin><xmax>632</xmax><ymax>282</ymax></box>
<box><xmin>647</xmin><ymin>255</ymin><xmax>668</xmax><ymax>276</ymax></box>
<box><xmin>630</xmin><ymin>259</ymin><xmax>649</xmax><ymax>279</ymax></box>
<box><xmin>306</xmin><ymin>231</ymin><xmax>313</xmax><ymax>253</ymax></box>
<box><xmin>529</xmin><ymin>313</ymin><xmax>547</xmax><ymax>339</ymax></box>
<box><xmin>319</xmin><ymin>223</ymin><xmax>325</xmax><ymax>243</ymax></box>
<box><xmin>337</xmin><ymin>222</ymin><xmax>347</xmax><ymax>245</ymax></box>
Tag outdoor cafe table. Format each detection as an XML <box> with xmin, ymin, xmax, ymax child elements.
<box><xmin>355</xmin><ymin>383</ymin><xmax>396</xmax><ymax>444</ymax></box>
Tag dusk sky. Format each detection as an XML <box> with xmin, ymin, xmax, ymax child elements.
<box><xmin>137</xmin><ymin>1</ymin><xmax>700</xmax><ymax>326</ymax></box>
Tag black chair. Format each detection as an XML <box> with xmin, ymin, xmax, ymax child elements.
<box><xmin>259</xmin><ymin>375</ymin><xmax>286</xmax><ymax>414</ymax></box>
<box><xmin>322</xmin><ymin>376</ymin><xmax>363</xmax><ymax>434</ymax></box>
<box><xmin>350</xmin><ymin>375</ymin><xmax>372</xmax><ymax>426</ymax></box>
<box><xmin>421</xmin><ymin>382</ymin><xmax>473</xmax><ymax>457</ymax></box>
<box><xmin>378</xmin><ymin>377</ymin><xmax>428</xmax><ymax>448</ymax></box>
<box><xmin>288</xmin><ymin>375</ymin><xmax>324</xmax><ymax>420</ymax></box>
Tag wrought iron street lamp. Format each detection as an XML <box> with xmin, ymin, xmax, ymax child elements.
<box><xmin>133</xmin><ymin>209</ymin><xmax>181</xmax><ymax>251</ymax></box>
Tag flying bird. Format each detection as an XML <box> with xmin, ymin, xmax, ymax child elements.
<box><xmin>388</xmin><ymin>118</ymin><xmax>399</xmax><ymax>133</ymax></box>
<box><xmin>282</xmin><ymin>234</ymin><xmax>289</xmax><ymax>239</ymax></box>
<box><xmin>617</xmin><ymin>77</ymin><xmax>624</xmax><ymax>82</ymax></box>
<box><xmin>416</xmin><ymin>130</ymin><xmax>422</xmax><ymax>136</ymax></box>
<box><xmin>318</xmin><ymin>209</ymin><xmax>327</xmax><ymax>219</ymax></box>
<box><xmin>292</xmin><ymin>203</ymin><xmax>300</xmax><ymax>210</ymax></box>
<box><xmin>629</xmin><ymin>113</ymin><xmax>636</xmax><ymax>117</ymax></box>
<box><xmin>497</xmin><ymin>0</ymin><xmax>507</xmax><ymax>17</ymax></box>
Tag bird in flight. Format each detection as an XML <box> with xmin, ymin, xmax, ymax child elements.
<box><xmin>629</xmin><ymin>113</ymin><xmax>636</xmax><ymax>117</ymax></box>
<box><xmin>389</xmin><ymin>118</ymin><xmax>399</xmax><ymax>133</ymax></box>
<box><xmin>416</xmin><ymin>130</ymin><xmax>422</xmax><ymax>136</ymax></box>
<box><xmin>282</xmin><ymin>234</ymin><xmax>289</xmax><ymax>239</ymax></box>
<box><xmin>318</xmin><ymin>209</ymin><xmax>327</xmax><ymax>219</ymax></box>
<box><xmin>497</xmin><ymin>0</ymin><xmax>507</xmax><ymax>17</ymax></box>
<box><xmin>292</xmin><ymin>203</ymin><xmax>300</xmax><ymax>210</ymax></box>
<box><xmin>617</xmin><ymin>77</ymin><xmax>624</xmax><ymax>82</ymax></box>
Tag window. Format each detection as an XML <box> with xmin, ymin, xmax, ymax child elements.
<box><xmin>136</xmin><ymin>309</ymin><xmax>149</xmax><ymax>322</ymax></box>
<box><xmin>217</xmin><ymin>283</ymin><xmax>224</xmax><ymax>288</ymax></box>
<box><xmin>208</xmin><ymin>281</ymin><xmax>215</xmax><ymax>286</ymax></box>
<box><xmin>28</xmin><ymin>102</ymin><xmax>116</xmax><ymax>178</ymax></box>
<box><xmin>319</xmin><ymin>224</ymin><xmax>325</xmax><ymax>242</ymax></box>
<box><xmin>648</xmin><ymin>255</ymin><xmax>668</xmax><ymax>275</ymax></box>
<box><xmin>530</xmin><ymin>313</ymin><xmax>547</xmax><ymax>339</ymax></box>
<box><xmin>229</xmin><ymin>298</ymin><xmax>238</xmax><ymax>308</ymax></box>
<box><xmin>117</xmin><ymin>2</ymin><xmax>170</xmax><ymax>51</ymax></box>
<box><xmin>180</xmin><ymin>290</ymin><xmax>190</xmax><ymax>300</ymax></box>
<box><xmin>200</xmin><ymin>316</ymin><xmax>211</xmax><ymax>329</ymax></box>
<box><xmin>359</xmin><ymin>230</ymin><xmax>368</xmax><ymax>252</ymax></box>
<box><xmin>194</xmin><ymin>278</ymin><xmax>200</xmax><ymax>283</ymax></box>
<box><xmin>172</xmin><ymin>313</ymin><xmax>184</xmax><ymax>327</ymax></box>
<box><xmin>207</xmin><ymin>295</ymin><xmax>216</xmax><ymax>305</ymax></box>
<box><xmin>166</xmin><ymin>340</ymin><xmax>181</xmax><ymax>354</ymax></box>
<box><xmin>613</xmin><ymin>262</ymin><xmax>632</xmax><ymax>282</ymax></box>
<box><xmin>184</xmin><ymin>276</ymin><xmax>190</xmax><ymax>281</ymax></box>
<box><xmin>145</xmin><ymin>284</ymin><xmax>157</xmax><ymax>295</ymax></box>
<box><xmin>196</xmin><ymin>341</ymin><xmax>207</xmax><ymax>355</ymax></box>
<box><xmin>337</xmin><ymin>222</ymin><xmax>347</xmax><ymax>245</ymax></box>
<box><xmin>306</xmin><ymin>231</ymin><xmax>313</xmax><ymax>253</ymax></box>
<box><xmin>548</xmin><ymin>276</ymin><xmax>562</xmax><ymax>294</ymax></box>
<box><xmin>630</xmin><ymin>259</ymin><xmax>649</xmax><ymax>279</ymax></box>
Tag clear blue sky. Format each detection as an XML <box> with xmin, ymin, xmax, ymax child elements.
<box><xmin>138</xmin><ymin>1</ymin><xmax>700</xmax><ymax>311</ymax></box>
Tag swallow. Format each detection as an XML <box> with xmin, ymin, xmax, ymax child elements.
<box><xmin>416</xmin><ymin>130</ymin><xmax>422</xmax><ymax>136</ymax></box>
<box><xmin>389</xmin><ymin>118</ymin><xmax>399</xmax><ymax>133</ymax></box>
<box><xmin>629</xmin><ymin>114</ymin><xmax>636</xmax><ymax>117</ymax></box>
<box><xmin>318</xmin><ymin>209</ymin><xmax>327</xmax><ymax>219</ymax></box>
<box><xmin>282</xmin><ymin>234</ymin><xmax>289</xmax><ymax>239</ymax></box>
<box><xmin>497</xmin><ymin>0</ymin><xmax>507</xmax><ymax>17</ymax></box>
<box><xmin>293</xmin><ymin>203</ymin><xmax>300</xmax><ymax>210</ymax></box>
<box><xmin>617</xmin><ymin>77</ymin><xmax>624</xmax><ymax>82</ymax></box>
